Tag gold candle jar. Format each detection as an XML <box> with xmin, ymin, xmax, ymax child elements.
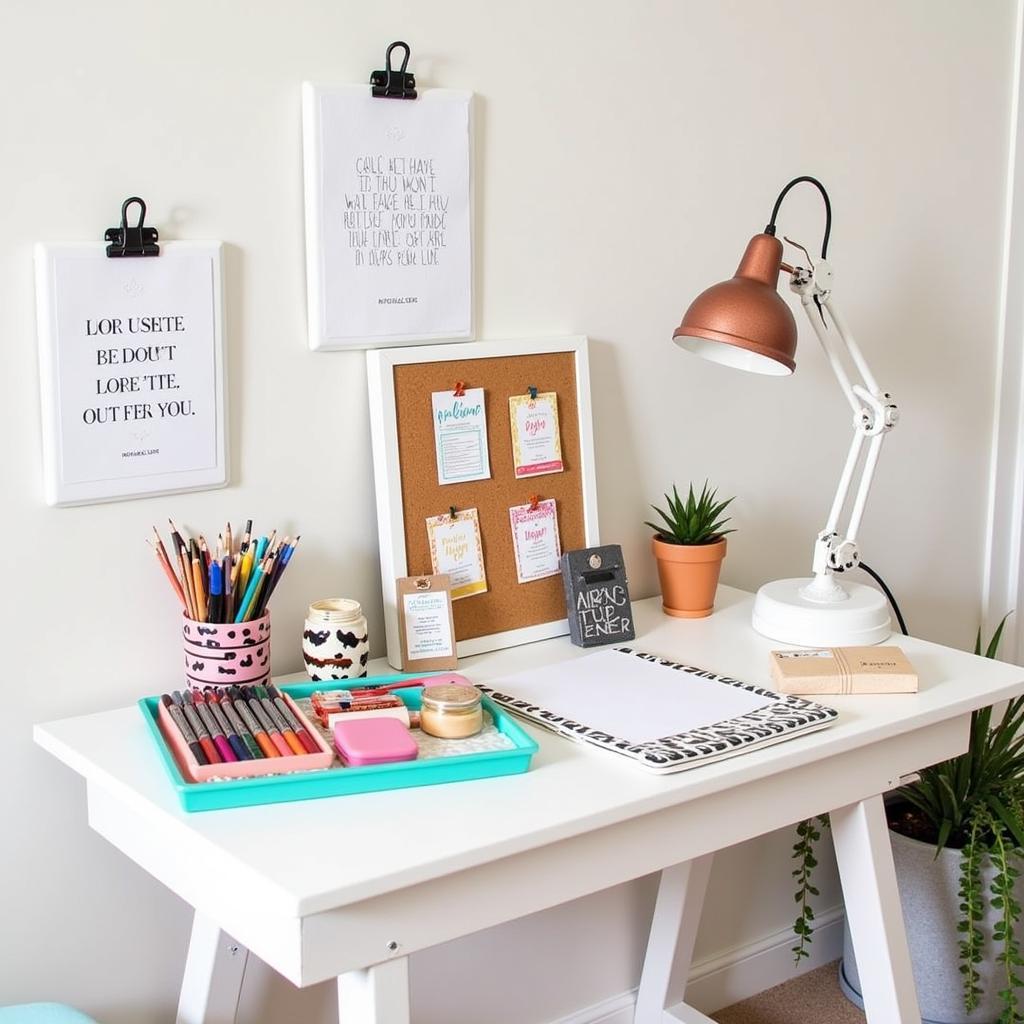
<box><xmin>419</xmin><ymin>683</ymin><xmax>484</xmax><ymax>739</ymax></box>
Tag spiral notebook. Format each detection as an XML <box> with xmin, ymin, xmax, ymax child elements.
<box><xmin>477</xmin><ymin>647</ymin><xmax>838</xmax><ymax>774</ymax></box>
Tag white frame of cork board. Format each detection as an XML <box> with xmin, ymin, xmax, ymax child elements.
<box><xmin>367</xmin><ymin>336</ymin><xmax>599</xmax><ymax>668</ymax></box>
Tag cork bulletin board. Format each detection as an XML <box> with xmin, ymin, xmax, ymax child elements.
<box><xmin>368</xmin><ymin>337</ymin><xmax>599</xmax><ymax>668</ymax></box>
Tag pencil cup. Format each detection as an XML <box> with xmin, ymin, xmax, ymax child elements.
<box><xmin>183</xmin><ymin>612</ymin><xmax>271</xmax><ymax>690</ymax></box>
<box><xmin>302</xmin><ymin>599</ymin><xmax>369</xmax><ymax>681</ymax></box>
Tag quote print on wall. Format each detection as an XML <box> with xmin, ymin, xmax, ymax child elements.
<box><xmin>35</xmin><ymin>237</ymin><xmax>227</xmax><ymax>506</ymax></box>
<box><xmin>302</xmin><ymin>81</ymin><xmax>473</xmax><ymax>351</ymax></box>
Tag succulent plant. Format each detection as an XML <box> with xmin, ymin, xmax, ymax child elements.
<box><xmin>646</xmin><ymin>481</ymin><xmax>734</xmax><ymax>546</ymax></box>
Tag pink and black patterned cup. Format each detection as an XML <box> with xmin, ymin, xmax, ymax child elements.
<box><xmin>182</xmin><ymin>613</ymin><xmax>271</xmax><ymax>690</ymax></box>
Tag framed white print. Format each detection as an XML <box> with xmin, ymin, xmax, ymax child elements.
<box><xmin>34</xmin><ymin>241</ymin><xmax>228</xmax><ymax>506</ymax></box>
<box><xmin>302</xmin><ymin>83</ymin><xmax>474</xmax><ymax>351</ymax></box>
<box><xmin>367</xmin><ymin>336</ymin><xmax>599</xmax><ymax>668</ymax></box>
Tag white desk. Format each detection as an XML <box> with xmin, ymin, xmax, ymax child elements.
<box><xmin>35</xmin><ymin>588</ymin><xmax>1024</xmax><ymax>1024</ymax></box>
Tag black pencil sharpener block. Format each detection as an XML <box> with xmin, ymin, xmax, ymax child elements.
<box><xmin>561</xmin><ymin>545</ymin><xmax>635</xmax><ymax>648</ymax></box>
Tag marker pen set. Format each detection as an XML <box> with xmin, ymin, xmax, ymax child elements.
<box><xmin>161</xmin><ymin>686</ymin><xmax>319</xmax><ymax>766</ymax></box>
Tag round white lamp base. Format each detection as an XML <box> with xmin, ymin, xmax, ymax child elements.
<box><xmin>752</xmin><ymin>578</ymin><xmax>892</xmax><ymax>647</ymax></box>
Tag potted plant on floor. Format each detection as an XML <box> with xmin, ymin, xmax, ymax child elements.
<box><xmin>645</xmin><ymin>481</ymin><xmax>734</xmax><ymax>618</ymax></box>
<box><xmin>794</xmin><ymin>617</ymin><xmax>1024</xmax><ymax>1024</ymax></box>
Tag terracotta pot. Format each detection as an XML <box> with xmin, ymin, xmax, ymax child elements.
<box><xmin>651</xmin><ymin>536</ymin><xmax>727</xmax><ymax>618</ymax></box>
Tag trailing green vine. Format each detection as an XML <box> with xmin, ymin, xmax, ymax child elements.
<box><xmin>791</xmin><ymin>815</ymin><xmax>828</xmax><ymax>965</ymax></box>
<box><xmin>958</xmin><ymin>812</ymin><xmax>985</xmax><ymax>1012</ymax></box>
<box><xmin>990</xmin><ymin>813</ymin><xmax>1024</xmax><ymax>1023</ymax></box>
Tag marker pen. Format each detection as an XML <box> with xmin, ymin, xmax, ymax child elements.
<box><xmin>267</xmin><ymin>685</ymin><xmax>320</xmax><ymax>754</ymax></box>
<box><xmin>161</xmin><ymin>694</ymin><xmax>209</xmax><ymax>765</ymax></box>
<box><xmin>217</xmin><ymin>691</ymin><xmax>263</xmax><ymax>759</ymax></box>
<box><xmin>202</xmin><ymin>691</ymin><xmax>250</xmax><ymax>761</ymax></box>
<box><xmin>251</xmin><ymin>686</ymin><xmax>306</xmax><ymax>756</ymax></box>
<box><xmin>188</xmin><ymin>691</ymin><xmax>237</xmax><ymax>763</ymax></box>
<box><xmin>228</xmin><ymin>686</ymin><xmax>280</xmax><ymax>758</ymax></box>
<box><xmin>174</xmin><ymin>691</ymin><xmax>221</xmax><ymax>764</ymax></box>
<box><xmin>239</xmin><ymin>686</ymin><xmax>292</xmax><ymax>757</ymax></box>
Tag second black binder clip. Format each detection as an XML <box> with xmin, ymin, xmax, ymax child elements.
<box><xmin>370</xmin><ymin>40</ymin><xmax>417</xmax><ymax>99</ymax></box>
<box><xmin>105</xmin><ymin>196</ymin><xmax>159</xmax><ymax>258</ymax></box>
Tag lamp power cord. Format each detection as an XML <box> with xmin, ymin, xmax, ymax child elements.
<box><xmin>832</xmin><ymin>560</ymin><xmax>909</xmax><ymax>636</ymax></box>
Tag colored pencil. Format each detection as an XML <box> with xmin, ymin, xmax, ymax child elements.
<box><xmin>149</xmin><ymin>538</ymin><xmax>186</xmax><ymax>609</ymax></box>
<box><xmin>208</xmin><ymin>560</ymin><xmax>223</xmax><ymax>624</ymax></box>
<box><xmin>169</xmin><ymin>522</ymin><xmax>197</xmax><ymax>620</ymax></box>
<box><xmin>235</xmin><ymin>552</ymin><xmax>272</xmax><ymax>623</ymax></box>
<box><xmin>258</xmin><ymin>535</ymin><xmax>300</xmax><ymax>614</ymax></box>
<box><xmin>223</xmin><ymin>549</ymin><xmax>233</xmax><ymax>623</ymax></box>
<box><xmin>150</xmin><ymin>519</ymin><xmax>297</xmax><ymax>624</ymax></box>
<box><xmin>191</xmin><ymin>541</ymin><xmax>208</xmax><ymax>622</ymax></box>
<box><xmin>151</xmin><ymin>528</ymin><xmax>186</xmax><ymax>608</ymax></box>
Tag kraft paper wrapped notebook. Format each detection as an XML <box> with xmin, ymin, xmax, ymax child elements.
<box><xmin>769</xmin><ymin>646</ymin><xmax>919</xmax><ymax>695</ymax></box>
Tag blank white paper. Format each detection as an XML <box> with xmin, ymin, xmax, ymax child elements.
<box><xmin>488</xmin><ymin>648</ymin><xmax>774</xmax><ymax>743</ymax></box>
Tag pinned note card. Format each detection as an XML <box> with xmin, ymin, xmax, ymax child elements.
<box><xmin>510</xmin><ymin>499</ymin><xmax>562</xmax><ymax>583</ymax></box>
<box><xmin>426</xmin><ymin>508</ymin><xmax>487</xmax><ymax>600</ymax></box>
<box><xmin>509</xmin><ymin>391</ymin><xmax>563</xmax><ymax>478</ymax></box>
<box><xmin>396</xmin><ymin>574</ymin><xmax>458</xmax><ymax>671</ymax></box>
<box><xmin>432</xmin><ymin>387</ymin><xmax>490</xmax><ymax>485</ymax></box>
<box><xmin>34</xmin><ymin>241</ymin><xmax>227</xmax><ymax>506</ymax></box>
<box><xmin>302</xmin><ymin>83</ymin><xmax>473</xmax><ymax>350</ymax></box>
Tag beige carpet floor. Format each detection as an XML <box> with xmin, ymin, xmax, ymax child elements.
<box><xmin>714</xmin><ymin>961</ymin><xmax>865</xmax><ymax>1023</ymax></box>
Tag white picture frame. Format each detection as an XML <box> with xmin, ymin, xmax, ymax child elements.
<box><xmin>302</xmin><ymin>82</ymin><xmax>474</xmax><ymax>352</ymax></box>
<box><xmin>367</xmin><ymin>336</ymin><xmax>599</xmax><ymax>666</ymax></box>
<box><xmin>34</xmin><ymin>240</ymin><xmax>228</xmax><ymax>506</ymax></box>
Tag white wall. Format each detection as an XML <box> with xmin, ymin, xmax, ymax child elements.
<box><xmin>0</xmin><ymin>1</ymin><xmax>1016</xmax><ymax>1021</ymax></box>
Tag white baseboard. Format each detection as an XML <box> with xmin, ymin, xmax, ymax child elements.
<box><xmin>546</xmin><ymin>906</ymin><xmax>845</xmax><ymax>1024</ymax></box>
<box><xmin>548</xmin><ymin>990</ymin><xmax>638</xmax><ymax>1024</ymax></box>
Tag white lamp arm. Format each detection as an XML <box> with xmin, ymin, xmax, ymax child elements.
<box><xmin>788</xmin><ymin>258</ymin><xmax>899</xmax><ymax>597</ymax></box>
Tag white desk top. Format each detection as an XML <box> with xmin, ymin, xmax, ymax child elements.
<box><xmin>35</xmin><ymin>588</ymin><xmax>1024</xmax><ymax>918</ymax></box>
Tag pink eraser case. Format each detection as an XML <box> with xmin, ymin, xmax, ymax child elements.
<box><xmin>333</xmin><ymin>717</ymin><xmax>418</xmax><ymax>766</ymax></box>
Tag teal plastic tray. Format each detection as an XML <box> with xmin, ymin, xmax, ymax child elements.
<box><xmin>138</xmin><ymin>673</ymin><xmax>538</xmax><ymax>812</ymax></box>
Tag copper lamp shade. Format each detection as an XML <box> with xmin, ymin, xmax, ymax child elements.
<box><xmin>673</xmin><ymin>233</ymin><xmax>797</xmax><ymax>376</ymax></box>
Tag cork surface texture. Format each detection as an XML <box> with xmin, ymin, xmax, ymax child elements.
<box><xmin>393</xmin><ymin>352</ymin><xmax>585</xmax><ymax>641</ymax></box>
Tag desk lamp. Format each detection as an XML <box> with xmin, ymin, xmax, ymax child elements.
<box><xmin>672</xmin><ymin>176</ymin><xmax>898</xmax><ymax>646</ymax></box>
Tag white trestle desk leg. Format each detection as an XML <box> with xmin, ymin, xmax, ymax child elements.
<box><xmin>337</xmin><ymin>957</ymin><xmax>410</xmax><ymax>1024</ymax></box>
<box><xmin>635</xmin><ymin>854</ymin><xmax>715</xmax><ymax>1024</ymax></box>
<box><xmin>831</xmin><ymin>795</ymin><xmax>921</xmax><ymax>1023</ymax></box>
<box><xmin>176</xmin><ymin>911</ymin><xmax>249</xmax><ymax>1024</ymax></box>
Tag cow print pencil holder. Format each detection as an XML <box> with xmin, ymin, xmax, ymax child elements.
<box><xmin>302</xmin><ymin>599</ymin><xmax>370</xmax><ymax>682</ymax></box>
<box><xmin>183</xmin><ymin>612</ymin><xmax>271</xmax><ymax>690</ymax></box>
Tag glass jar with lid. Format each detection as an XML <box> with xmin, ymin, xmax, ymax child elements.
<box><xmin>419</xmin><ymin>683</ymin><xmax>483</xmax><ymax>739</ymax></box>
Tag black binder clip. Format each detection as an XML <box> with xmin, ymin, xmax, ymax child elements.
<box><xmin>370</xmin><ymin>41</ymin><xmax>417</xmax><ymax>99</ymax></box>
<box><xmin>105</xmin><ymin>197</ymin><xmax>159</xmax><ymax>258</ymax></box>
